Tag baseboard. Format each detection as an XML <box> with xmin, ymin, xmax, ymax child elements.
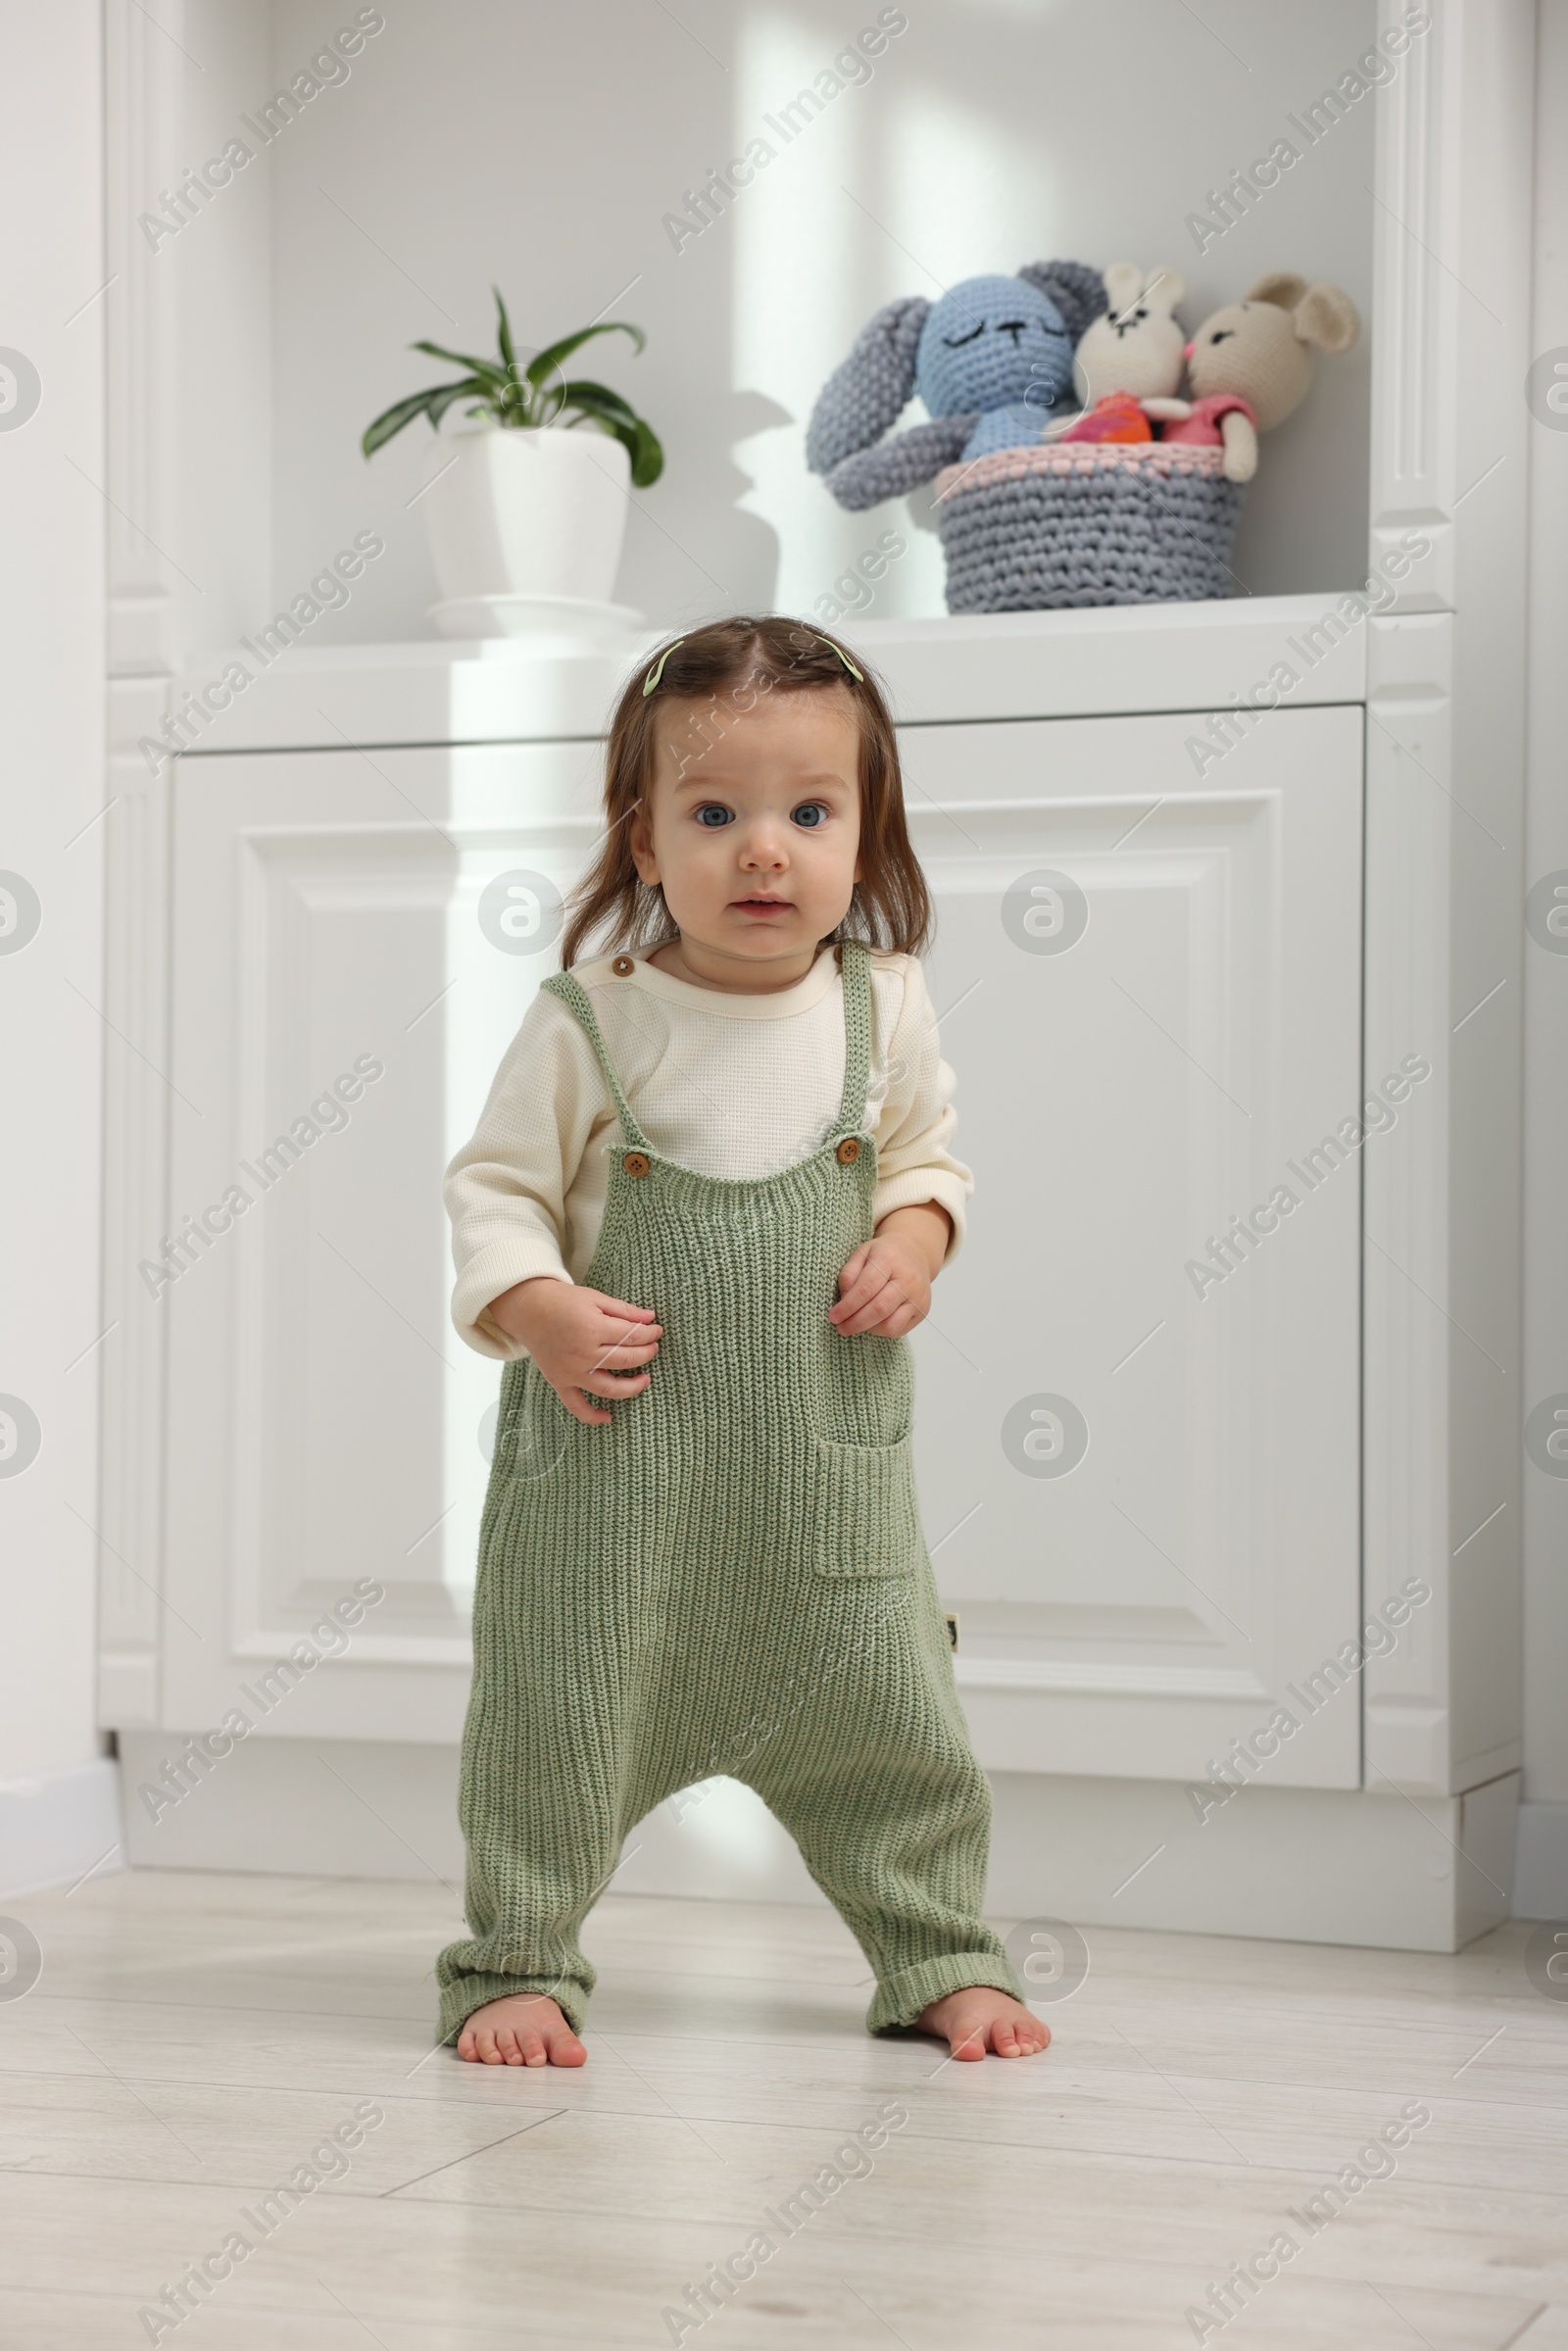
<box><xmin>116</xmin><ymin>1735</ymin><xmax>1521</xmax><ymax>1954</ymax></box>
<box><xmin>121</xmin><ymin>1735</ymin><xmax>468</xmax><ymax>1890</ymax></box>
<box><xmin>985</xmin><ymin>1767</ymin><xmax>1517</xmax><ymax>1953</ymax></box>
<box><xmin>1512</xmin><ymin>1797</ymin><xmax>1568</xmax><ymax>1919</ymax></box>
<box><xmin>0</xmin><ymin>1756</ymin><xmax>124</xmax><ymax>1902</ymax></box>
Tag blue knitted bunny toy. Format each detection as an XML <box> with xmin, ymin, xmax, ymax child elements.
<box><xmin>807</xmin><ymin>260</ymin><xmax>1106</xmax><ymax>511</ymax></box>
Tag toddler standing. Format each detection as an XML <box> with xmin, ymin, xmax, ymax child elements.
<box><xmin>436</xmin><ymin>616</ymin><xmax>1046</xmax><ymax>2067</ymax></box>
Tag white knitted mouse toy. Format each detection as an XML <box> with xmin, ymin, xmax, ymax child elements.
<box><xmin>1163</xmin><ymin>271</ymin><xmax>1360</xmax><ymax>480</ymax></box>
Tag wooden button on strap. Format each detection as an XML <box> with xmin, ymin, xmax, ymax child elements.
<box><xmin>836</xmin><ymin>1137</ymin><xmax>861</xmax><ymax>1164</ymax></box>
<box><xmin>623</xmin><ymin>1150</ymin><xmax>651</xmax><ymax>1177</ymax></box>
<box><xmin>612</xmin><ymin>955</ymin><xmax>635</xmax><ymax>976</ymax></box>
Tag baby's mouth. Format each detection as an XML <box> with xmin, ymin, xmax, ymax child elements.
<box><xmin>732</xmin><ymin>896</ymin><xmax>792</xmax><ymax>912</ymax></box>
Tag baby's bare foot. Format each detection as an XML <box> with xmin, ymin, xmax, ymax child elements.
<box><xmin>915</xmin><ymin>1984</ymin><xmax>1050</xmax><ymax>2061</ymax></box>
<box><xmin>456</xmin><ymin>1993</ymin><xmax>586</xmax><ymax>2068</ymax></box>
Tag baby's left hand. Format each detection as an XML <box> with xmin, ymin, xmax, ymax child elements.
<box><xmin>830</xmin><ymin>1203</ymin><xmax>952</xmax><ymax>1339</ymax></box>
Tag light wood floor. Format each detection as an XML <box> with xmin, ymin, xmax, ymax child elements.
<box><xmin>0</xmin><ymin>1868</ymin><xmax>1562</xmax><ymax>2349</ymax></box>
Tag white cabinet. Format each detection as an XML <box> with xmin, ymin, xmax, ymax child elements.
<box><xmin>94</xmin><ymin>0</ymin><xmax>1530</xmax><ymax>1945</ymax></box>
<box><xmin>99</xmin><ymin>597</ymin><xmax>1525</xmax><ymax>1947</ymax></box>
<box><xmin>147</xmin><ymin>690</ymin><xmax>1361</xmax><ymax>1792</ymax></box>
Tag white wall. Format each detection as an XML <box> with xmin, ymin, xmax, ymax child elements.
<box><xmin>0</xmin><ymin>1</ymin><xmax>122</xmax><ymax>1891</ymax></box>
<box><xmin>1517</xmin><ymin>0</ymin><xmax>1568</xmax><ymax>1917</ymax></box>
<box><xmin>168</xmin><ymin>0</ymin><xmax>1378</xmax><ymax>661</ymax></box>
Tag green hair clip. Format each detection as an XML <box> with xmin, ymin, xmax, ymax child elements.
<box><xmin>642</xmin><ymin>632</ymin><xmax>863</xmax><ymax>697</ymax></box>
<box><xmin>817</xmin><ymin>635</ymin><xmax>864</xmax><ymax>681</ymax></box>
<box><xmin>641</xmin><ymin>638</ymin><xmax>685</xmax><ymax>696</ymax></box>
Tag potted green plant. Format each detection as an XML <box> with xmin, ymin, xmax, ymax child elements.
<box><xmin>363</xmin><ymin>288</ymin><xmax>664</xmax><ymax>641</ymax></box>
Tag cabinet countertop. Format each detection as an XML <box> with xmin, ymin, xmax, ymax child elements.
<box><xmin>169</xmin><ymin>593</ymin><xmax>1368</xmax><ymax>757</ymax></box>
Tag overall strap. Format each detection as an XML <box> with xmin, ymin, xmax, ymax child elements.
<box><xmin>540</xmin><ymin>969</ymin><xmax>654</xmax><ymax>1152</ymax></box>
<box><xmin>834</xmin><ymin>941</ymin><xmax>873</xmax><ymax>1136</ymax></box>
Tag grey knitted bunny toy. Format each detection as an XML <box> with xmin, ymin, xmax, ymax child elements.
<box><xmin>807</xmin><ymin>260</ymin><xmax>1106</xmax><ymax>511</ymax></box>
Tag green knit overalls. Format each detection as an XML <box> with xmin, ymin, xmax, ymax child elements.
<box><xmin>435</xmin><ymin>942</ymin><xmax>1024</xmax><ymax>2044</ymax></box>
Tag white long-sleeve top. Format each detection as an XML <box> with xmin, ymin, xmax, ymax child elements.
<box><xmin>446</xmin><ymin>944</ymin><xmax>973</xmax><ymax>1360</ymax></box>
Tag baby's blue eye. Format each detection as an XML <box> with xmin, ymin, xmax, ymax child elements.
<box><xmin>695</xmin><ymin>805</ymin><xmax>732</xmax><ymax>828</ymax></box>
<box><xmin>792</xmin><ymin>803</ymin><xmax>829</xmax><ymax>829</ymax></box>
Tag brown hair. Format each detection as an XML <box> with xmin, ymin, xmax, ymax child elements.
<box><xmin>558</xmin><ymin>614</ymin><xmax>934</xmax><ymax>968</ymax></box>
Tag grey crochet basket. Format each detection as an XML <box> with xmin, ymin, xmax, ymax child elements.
<box><xmin>932</xmin><ymin>441</ymin><xmax>1245</xmax><ymax>612</ymax></box>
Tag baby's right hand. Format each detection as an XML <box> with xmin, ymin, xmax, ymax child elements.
<box><xmin>487</xmin><ymin>1278</ymin><xmax>662</xmax><ymax>1427</ymax></box>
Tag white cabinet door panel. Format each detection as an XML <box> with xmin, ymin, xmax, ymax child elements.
<box><xmin>162</xmin><ymin>742</ymin><xmax>604</xmax><ymax>1741</ymax></box>
<box><xmin>902</xmin><ymin>708</ymin><xmax>1363</xmax><ymax>1784</ymax></box>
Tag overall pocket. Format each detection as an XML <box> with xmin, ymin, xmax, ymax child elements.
<box><xmin>808</xmin><ymin>1433</ymin><xmax>924</xmax><ymax>1576</ymax></box>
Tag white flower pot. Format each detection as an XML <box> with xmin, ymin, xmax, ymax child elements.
<box><xmin>416</xmin><ymin>424</ymin><xmax>632</xmax><ymax>606</ymax></box>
